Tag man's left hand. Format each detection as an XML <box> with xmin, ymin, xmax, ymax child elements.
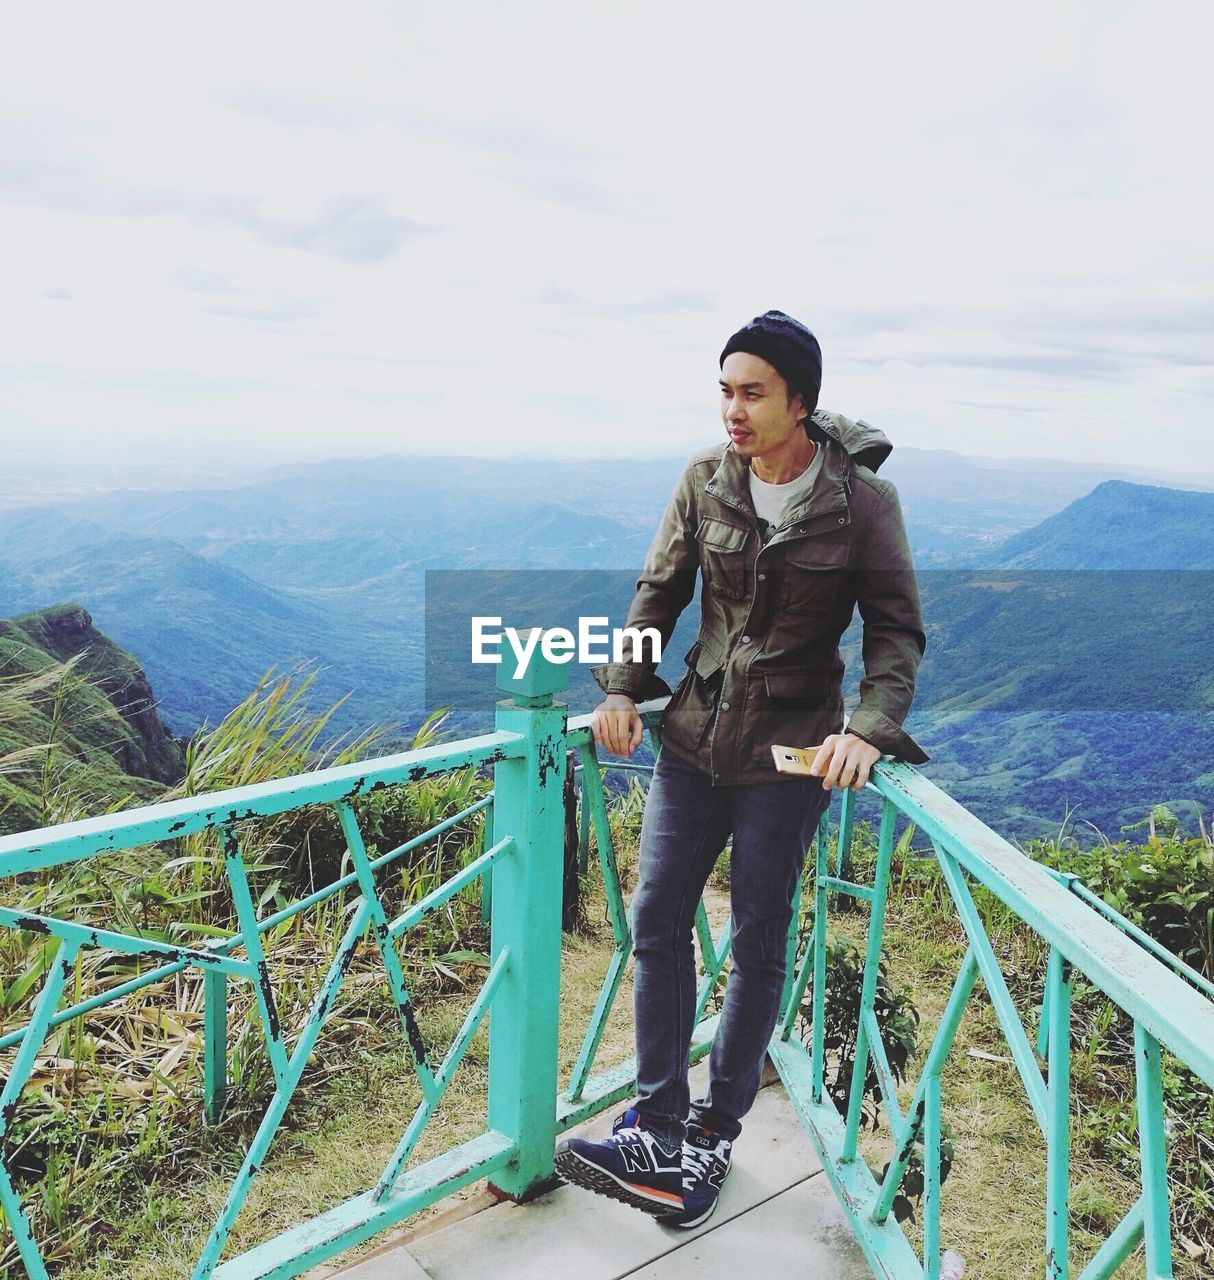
<box><xmin>810</xmin><ymin>733</ymin><xmax>883</xmax><ymax>791</ymax></box>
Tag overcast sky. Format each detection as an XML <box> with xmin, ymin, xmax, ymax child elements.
<box><xmin>2</xmin><ymin>1</ymin><xmax>1212</xmax><ymax>474</ymax></box>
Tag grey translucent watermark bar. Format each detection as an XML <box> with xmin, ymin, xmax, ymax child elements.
<box><xmin>423</xmin><ymin>569</ymin><xmax>1213</xmax><ymax>720</ymax></box>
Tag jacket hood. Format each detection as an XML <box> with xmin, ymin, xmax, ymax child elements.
<box><xmin>808</xmin><ymin>409</ymin><xmax>893</xmax><ymax>474</ymax></box>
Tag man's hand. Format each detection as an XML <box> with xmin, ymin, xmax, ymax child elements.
<box><xmin>809</xmin><ymin>732</ymin><xmax>883</xmax><ymax>791</ymax></box>
<box><xmin>591</xmin><ymin>693</ymin><xmax>644</xmax><ymax>758</ymax></box>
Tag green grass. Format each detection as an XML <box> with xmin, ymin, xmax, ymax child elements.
<box><xmin>0</xmin><ymin>651</ymin><xmax>168</xmax><ymax>836</ymax></box>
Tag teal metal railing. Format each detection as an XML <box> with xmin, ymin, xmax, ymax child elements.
<box><xmin>771</xmin><ymin>763</ymin><xmax>1214</xmax><ymax>1280</ymax></box>
<box><xmin>0</xmin><ymin>653</ymin><xmax>721</xmax><ymax>1279</ymax></box>
<box><xmin>0</xmin><ymin>724</ymin><xmax>528</xmax><ymax>1280</ymax></box>
<box><xmin>3</xmin><ymin>641</ymin><xmax>1212</xmax><ymax>1279</ymax></box>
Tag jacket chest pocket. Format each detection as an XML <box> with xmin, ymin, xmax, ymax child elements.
<box><xmin>697</xmin><ymin>516</ymin><xmax>749</xmax><ymax>601</ymax></box>
<box><xmin>779</xmin><ymin>539</ymin><xmax>851</xmax><ymax>615</ymax></box>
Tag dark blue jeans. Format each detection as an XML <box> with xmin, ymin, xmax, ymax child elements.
<box><xmin>630</xmin><ymin>746</ymin><xmax>831</xmax><ymax>1148</ymax></box>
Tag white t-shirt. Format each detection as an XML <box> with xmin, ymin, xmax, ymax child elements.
<box><xmin>748</xmin><ymin>443</ymin><xmax>824</xmax><ymax>537</ymax></box>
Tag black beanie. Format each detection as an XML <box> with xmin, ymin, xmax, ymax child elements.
<box><xmin>719</xmin><ymin>310</ymin><xmax>823</xmax><ymax>418</ymax></box>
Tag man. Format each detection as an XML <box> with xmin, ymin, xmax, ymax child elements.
<box><xmin>554</xmin><ymin>310</ymin><xmax>928</xmax><ymax>1228</ymax></box>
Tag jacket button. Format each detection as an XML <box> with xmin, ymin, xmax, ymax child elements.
<box><xmin>742</xmin><ymin>634</ymin><xmax>751</xmax><ymax>643</ymax></box>
<box><xmin>758</xmin><ymin>573</ymin><xmax>767</xmax><ymax>582</ymax></box>
<box><xmin>721</xmin><ymin>700</ymin><xmax>731</xmax><ymax>711</ymax></box>
<box><xmin>837</xmin><ymin>516</ymin><xmax>846</xmax><ymax>524</ymax></box>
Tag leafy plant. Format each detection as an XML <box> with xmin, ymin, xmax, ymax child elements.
<box><xmin>794</xmin><ymin>935</ymin><xmax>950</xmax><ymax>1223</ymax></box>
<box><xmin>799</xmin><ymin>937</ymin><xmax>921</xmax><ymax>1129</ymax></box>
<box><xmin>881</xmin><ymin>1119</ymin><xmax>957</xmax><ymax>1225</ymax></box>
<box><xmin>1030</xmin><ymin>827</ymin><xmax>1214</xmax><ymax>980</ymax></box>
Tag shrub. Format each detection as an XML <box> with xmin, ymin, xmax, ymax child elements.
<box><xmin>795</xmin><ymin>935</ymin><xmax>948</xmax><ymax>1221</ymax></box>
<box><xmin>1028</xmin><ymin>824</ymin><xmax>1214</xmax><ymax>981</ymax></box>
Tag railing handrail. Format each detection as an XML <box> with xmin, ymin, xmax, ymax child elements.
<box><xmin>575</xmin><ymin>696</ymin><xmax>1214</xmax><ymax>1086</ymax></box>
<box><xmin>872</xmin><ymin>762</ymin><xmax>1214</xmax><ymax>1088</ymax></box>
<box><xmin>8</xmin><ymin>690</ymin><xmax>1205</xmax><ymax>1071</ymax></box>
<box><xmin>0</xmin><ymin>729</ymin><xmax>524</xmax><ymax>876</ymax></box>
<box><xmin>1046</xmin><ymin>864</ymin><xmax>1214</xmax><ymax>1005</ymax></box>
<box><xmin>565</xmin><ymin>696</ymin><xmax>667</xmax><ymax>737</ymax></box>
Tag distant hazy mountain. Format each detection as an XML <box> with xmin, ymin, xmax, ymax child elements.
<box><xmin>0</xmin><ymin>458</ymin><xmax>674</xmax><ymax>734</ymax></box>
<box><xmin>14</xmin><ymin>445</ymin><xmax>1214</xmax><ymax>584</ymax></box>
<box><xmin>962</xmin><ymin>480</ymin><xmax>1214</xmax><ymax>569</ymax></box>
<box><xmin>878</xmin><ymin>448</ymin><xmax>1214</xmax><ymax>567</ymax></box>
<box><xmin>880</xmin><ymin>478</ymin><xmax>1214</xmax><ymax>841</ymax></box>
<box><xmin>0</xmin><ymin>510</ymin><xmax>418</xmax><ymax>736</ymax></box>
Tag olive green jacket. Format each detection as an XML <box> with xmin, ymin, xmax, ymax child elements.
<box><xmin>591</xmin><ymin>409</ymin><xmax>928</xmax><ymax>784</ymax></box>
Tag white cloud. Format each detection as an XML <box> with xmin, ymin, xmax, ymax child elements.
<box><xmin>1</xmin><ymin>0</ymin><xmax>1212</xmax><ymax>471</ymax></box>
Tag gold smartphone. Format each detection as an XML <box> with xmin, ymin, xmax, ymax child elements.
<box><xmin>771</xmin><ymin>744</ymin><xmax>825</xmax><ymax>777</ymax></box>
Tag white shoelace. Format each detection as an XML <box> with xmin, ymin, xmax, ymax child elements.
<box><xmin>683</xmin><ymin>1144</ymin><xmax>712</xmax><ymax>1186</ymax></box>
<box><xmin>683</xmin><ymin>1137</ymin><xmax>730</xmax><ymax>1188</ymax></box>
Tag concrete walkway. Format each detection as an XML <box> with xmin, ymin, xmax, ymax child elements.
<box><xmin>330</xmin><ymin>1066</ymin><xmax>870</xmax><ymax>1280</ymax></box>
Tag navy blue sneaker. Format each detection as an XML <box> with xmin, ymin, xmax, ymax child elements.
<box><xmin>655</xmin><ymin>1123</ymin><xmax>733</xmax><ymax>1228</ymax></box>
<box><xmin>554</xmin><ymin>1107</ymin><xmax>685</xmax><ymax>1216</ymax></box>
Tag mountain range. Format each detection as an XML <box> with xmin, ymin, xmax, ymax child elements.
<box><xmin>1</xmin><ymin>449</ymin><xmax>1211</xmax><ymax>844</ymax></box>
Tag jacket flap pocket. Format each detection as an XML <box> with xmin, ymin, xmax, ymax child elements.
<box><xmin>698</xmin><ymin>516</ymin><xmax>748</xmax><ymax>554</ymax></box>
<box><xmin>684</xmin><ymin>640</ymin><xmax>725</xmax><ymax>680</ymax></box>
<box><xmin>784</xmin><ymin>540</ymin><xmax>850</xmax><ymax>570</ymax></box>
<box><xmin>763</xmin><ymin>669</ymin><xmax>832</xmax><ymax>700</ymax></box>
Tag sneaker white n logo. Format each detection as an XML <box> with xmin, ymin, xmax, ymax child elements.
<box><xmin>620</xmin><ymin>1143</ymin><xmax>651</xmax><ymax>1174</ymax></box>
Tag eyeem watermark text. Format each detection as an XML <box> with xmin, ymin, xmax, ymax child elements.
<box><xmin>472</xmin><ymin>617</ymin><xmax>661</xmax><ymax>679</ymax></box>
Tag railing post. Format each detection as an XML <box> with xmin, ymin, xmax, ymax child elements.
<box><xmin>203</xmin><ymin>969</ymin><xmax>228</xmax><ymax>1125</ymax></box>
<box><xmin>577</xmin><ymin>767</ymin><xmax>591</xmax><ymax>875</ymax></box>
<box><xmin>1045</xmin><ymin>953</ymin><xmax>1071</xmax><ymax>1280</ymax></box>
<box><xmin>480</xmin><ymin>797</ymin><xmax>494</xmax><ymax>929</ymax></box>
<box><xmin>923</xmin><ymin>1071</ymin><xmax>943</xmax><ymax>1280</ymax></box>
<box><xmin>1134</xmin><ymin>1021</ymin><xmax>1175</xmax><ymax>1278</ymax></box>
<box><xmin>562</xmin><ymin>751</ymin><xmax>581</xmax><ymax>931</ymax></box>
<box><xmin>486</xmin><ymin>633</ymin><xmax>568</xmax><ymax>1200</ymax></box>
<box><xmin>842</xmin><ymin>797</ymin><xmax>897</xmax><ymax>1161</ymax></box>
<box><xmin>810</xmin><ymin>811</ymin><xmax>831</xmax><ymax>1100</ymax></box>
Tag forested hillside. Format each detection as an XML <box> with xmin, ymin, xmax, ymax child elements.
<box><xmin>0</xmin><ymin>604</ymin><xmax>183</xmax><ymax>833</ymax></box>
